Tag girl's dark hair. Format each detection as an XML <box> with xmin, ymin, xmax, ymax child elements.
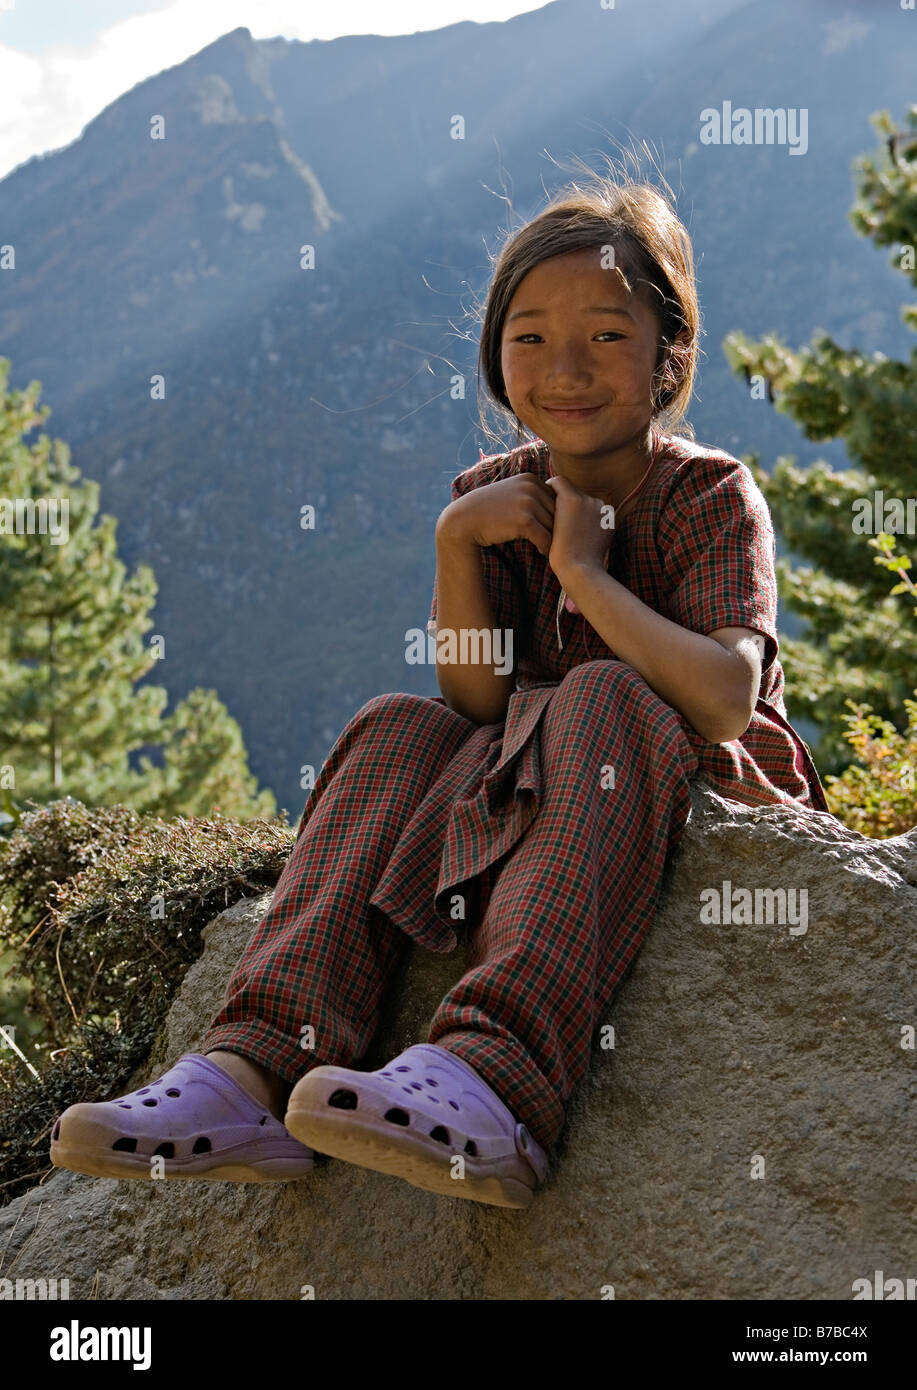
<box><xmin>476</xmin><ymin>164</ymin><xmax>701</xmax><ymax>450</ymax></box>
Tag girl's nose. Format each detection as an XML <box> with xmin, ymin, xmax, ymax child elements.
<box><xmin>546</xmin><ymin>374</ymin><xmax>592</xmax><ymax>396</ymax></box>
<box><xmin>546</xmin><ymin>353</ymin><xmax>592</xmax><ymax>384</ymax></box>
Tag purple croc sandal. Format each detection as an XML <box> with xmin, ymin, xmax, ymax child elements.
<box><xmin>284</xmin><ymin>1043</ymin><xmax>549</xmax><ymax>1209</ymax></box>
<box><xmin>50</xmin><ymin>1053</ymin><xmax>316</xmax><ymax>1182</ymax></box>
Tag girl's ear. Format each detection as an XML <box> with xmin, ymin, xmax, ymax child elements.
<box><xmin>653</xmin><ymin>326</ymin><xmax>692</xmax><ymax>401</ymax></box>
<box><xmin>662</xmin><ymin>326</ymin><xmax>692</xmax><ymax>357</ymax></box>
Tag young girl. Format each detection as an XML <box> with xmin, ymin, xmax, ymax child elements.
<box><xmin>50</xmin><ymin>174</ymin><xmax>830</xmax><ymax>1211</ymax></box>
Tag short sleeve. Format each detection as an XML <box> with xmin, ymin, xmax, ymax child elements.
<box><xmin>428</xmin><ymin>466</ymin><xmax>526</xmax><ymax>646</ymax></box>
<box><xmin>659</xmin><ymin>459</ymin><xmax>780</xmax><ymax>678</ymax></box>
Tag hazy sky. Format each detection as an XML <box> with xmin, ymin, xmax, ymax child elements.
<box><xmin>0</xmin><ymin>0</ymin><xmax>550</xmax><ymax>180</ymax></box>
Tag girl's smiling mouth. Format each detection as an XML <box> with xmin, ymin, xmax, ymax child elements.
<box><xmin>540</xmin><ymin>403</ymin><xmax>605</xmax><ymax>420</ymax></box>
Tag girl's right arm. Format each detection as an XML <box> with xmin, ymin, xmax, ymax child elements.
<box><xmin>432</xmin><ymin>473</ymin><xmax>555</xmax><ymax>725</ymax></box>
<box><xmin>432</xmin><ymin>517</ymin><xmax>516</xmax><ymax>725</ymax></box>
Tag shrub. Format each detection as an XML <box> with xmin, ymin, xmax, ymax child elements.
<box><xmin>0</xmin><ymin>798</ymin><xmax>295</xmax><ymax>1206</ymax></box>
<box><xmin>823</xmin><ymin>697</ymin><xmax>917</xmax><ymax>837</ymax></box>
<box><xmin>823</xmin><ymin>533</ymin><xmax>917</xmax><ymax>838</ymax></box>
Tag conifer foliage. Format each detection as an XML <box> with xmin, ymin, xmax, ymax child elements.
<box><xmin>723</xmin><ymin>108</ymin><xmax>917</xmax><ymax>811</ymax></box>
<box><xmin>0</xmin><ymin>362</ymin><xmax>276</xmax><ymax>824</ymax></box>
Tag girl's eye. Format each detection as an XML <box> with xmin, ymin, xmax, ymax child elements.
<box><xmin>511</xmin><ymin>332</ymin><xmax>626</xmax><ymax>343</ymax></box>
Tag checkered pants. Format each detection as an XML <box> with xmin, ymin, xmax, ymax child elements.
<box><xmin>202</xmin><ymin>662</ymin><xmax>700</xmax><ymax>1152</ymax></box>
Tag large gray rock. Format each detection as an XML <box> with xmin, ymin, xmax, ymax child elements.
<box><xmin>2</xmin><ymin>782</ymin><xmax>915</xmax><ymax>1300</ymax></box>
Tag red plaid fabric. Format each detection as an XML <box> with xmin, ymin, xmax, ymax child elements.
<box><xmin>430</xmin><ymin>433</ymin><xmax>829</xmax><ymax>814</ymax></box>
<box><xmin>202</xmin><ymin>434</ymin><xmax>831</xmax><ymax>1153</ymax></box>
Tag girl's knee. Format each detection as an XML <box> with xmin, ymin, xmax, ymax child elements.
<box><xmin>552</xmin><ymin>659</ymin><xmax>697</xmax><ymax>766</ymax></box>
<box><xmin>556</xmin><ymin>659</ymin><xmax>661</xmax><ymax>721</ymax></box>
<box><xmin>559</xmin><ymin>659</ymin><xmax>643</xmax><ymax>697</ymax></box>
<box><xmin>358</xmin><ymin>691</ymin><xmax>422</xmax><ymax>721</ymax></box>
<box><xmin>352</xmin><ymin>690</ymin><xmax>457</xmax><ymax>733</ymax></box>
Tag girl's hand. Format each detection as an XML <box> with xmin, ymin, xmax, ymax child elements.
<box><xmin>436</xmin><ymin>474</ymin><xmax>557</xmax><ymax>557</ymax></box>
<box><xmin>543</xmin><ymin>474</ymin><xmax>613</xmax><ymax>597</ymax></box>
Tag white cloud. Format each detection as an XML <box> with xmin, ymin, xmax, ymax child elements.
<box><xmin>0</xmin><ymin>1</ymin><xmax>547</xmax><ymax>181</ymax></box>
<box><xmin>0</xmin><ymin>44</ymin><xmax>52</xmax><ymax>173</ymax></box>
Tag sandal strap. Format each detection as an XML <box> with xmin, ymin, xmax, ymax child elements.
<box><xmin>374</xmin><ymin>1044</ymin><xmax>549</xmax><ymax>1183</ymax></box>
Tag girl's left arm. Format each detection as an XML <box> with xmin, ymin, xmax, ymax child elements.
<box><xmin>556</xmin><ymin>561</ymin><xmax>763</xmax><ymax>743</ymax></box>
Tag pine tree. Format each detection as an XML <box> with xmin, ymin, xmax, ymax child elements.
<box><xmin>0</xmin><ymin>363</ymin><xmax>276</xmax><ymax>822</ymax></box>
<box><xmin>129</xmin><ymin>687</ymin><xmax>276</xmax><ymax>821</ymax></box>
<box><xmin>722</xmin><ymin>107</ymin><xmax>917</xmax><ymax>777</ymax></box>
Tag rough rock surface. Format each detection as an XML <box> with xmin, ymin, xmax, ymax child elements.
<box><xmin>2</xmin><ymin>782</ymin><xmax>915</xmax><ymax>1300</ymax></box>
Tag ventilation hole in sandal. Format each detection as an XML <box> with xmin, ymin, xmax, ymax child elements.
<box><xmin>395</xmin><ymin>1066</ymin><xmax>410</xmax><ymax>1072</ymax></box>
<box><xmin>328</xmin><ymin>1089</ymin><xmax>357</xmax><ymax>1110</ymax></box>
<box><xmin>152</xmin><ymin>1142</ymin><xmax>174</xmax><ymax>1159</ymax></box>
<box><xmin>384</xmin><ymin>1108</ymin><xmax>410</xmax><ymax>1126</ymax></box>
<box><xmin>448</xmin><ymin>1100</ymin><xmax>460</xmax><ymax>1111</ymax></box>
<box><xmin>464</xmin><ymin>1140</ymin><xmax>478</xmax><ymax>1156</ymax></box>
<box><xmin>137</xmin><ymin>1088</ymin><xmax>150</xmax><ymax>1095</ymax></box>
<box><xmin>52</xmin><ymin>1121</ymin><xmax>61</xmax><ymax>1141</ymax></box>
<box><xmin>425</xmin><ymin>1078</ymin><xmax>439</xmax><ymax>1087</ymax></box>
<box><xmin>165</xmin><ymin>1088</ymin><xmax>181</xmax><ymax>1097</ymax></box>
<box><xmin>429</xmin><ymin>1126</ymin><xmax>450</xmax><ymax>1145</ymax></box>
<box><xmin>112</xmin><ymin>1138</ymin><xmax>137</xmax><ymax>1153</ymax></box>
<box><xmin>410</xmin><ymin>1082</ymin><xmax>423</xmax><ymax>1090</ymax></box>
<box><xmin>402</xmin><ymin>1087</ymin><xmax>413</xmax><ymax>1095</ymax></box>
<box><xmin>380</xmin><ymin>1071</ymin><xmax>393</xmax><ymax>1078</ymax></box>
<box><xmin>141</xmin><ymin>1099</ymin><xmax>157</xmax><ymax>1107</ymax></box>
<box><xmin>192</xmin><ymin>1137</ymin><xmax>211</xmax><ymax>1154</ymax></box>
<box><xmin>117</xmin><ymin>1103</ymin><xmax>132</xmax><ymax>1109</ymax></box>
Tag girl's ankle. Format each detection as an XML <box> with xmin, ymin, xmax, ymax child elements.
<box><xmin>205</xmin><ymin>1050</ymin><xmax>291</xmax><ymax>1121</ymax></box>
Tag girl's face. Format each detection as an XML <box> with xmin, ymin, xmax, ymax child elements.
<box><xmin>499</xmin><ymin>247</ymin><xmax>663</xmax><ymax>457</ymax></box>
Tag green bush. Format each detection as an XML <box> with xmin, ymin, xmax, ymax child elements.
<box><xmin>823</xmin><ymin>533</ymin><xmax>917</xmax><ymax>838</ymax></box>
<box><xmin>824</xmin><ymin>698</ymin><xmax>917</xmax><ymax>838</ymax></box>
<box><xmin>0</xmin><ymin>798</ymin><xmax>295</xmax><ymax>1207</ymax></box>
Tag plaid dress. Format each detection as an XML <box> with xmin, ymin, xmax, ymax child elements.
<box><xmin>430</xmin><ymin>433</ymin><xmax>829</xmax><ymax>816</ymax></box>
<box><xmin>202</xmin><ymin>433</ymin><xmax>831</xmax><ymax>1154</ymax></box>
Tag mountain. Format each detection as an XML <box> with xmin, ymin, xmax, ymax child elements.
<box><xmin>0</xmin><ymin>0</ymin><xmax>912</xmax><ymax>816</ymax></box>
